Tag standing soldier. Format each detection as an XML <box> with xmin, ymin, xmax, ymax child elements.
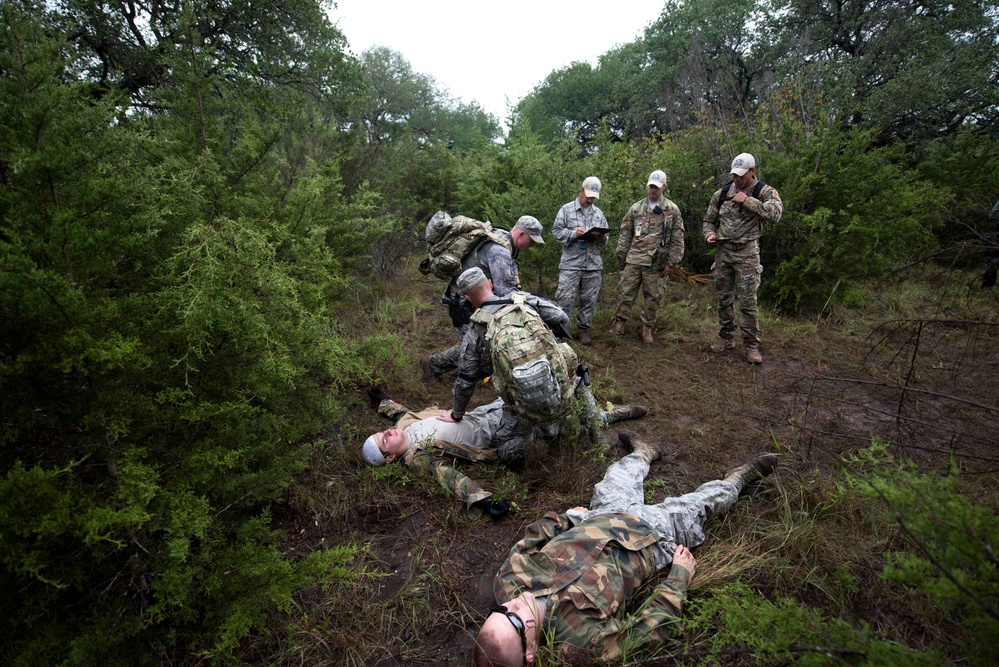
<box><xmin>703</xmin><ymin>153</ymin><xmax>783</xmax><ymax>364</ymax></box>
<box><xmin>609</xmin><ymin>170</ymin><xmax>685</xmax><ymax>344</ymax></box>
<box><xmin>421</xmin><ymin>214</ymin><xmax>545</xmax><ymax>381</ymax></box>
<box><xmin>553</xmin><ymin>177</ymin><xmax>610</xmax><ymax>346</ymax></box>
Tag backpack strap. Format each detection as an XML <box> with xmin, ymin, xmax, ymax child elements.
<box><xmin>469</xmin><ymin>297</ymin><xmax>515</xmax><ymax>326</ymax></box>
<box><xmin>718</xmin><ymin>179</ymin><xmax>768</xmax><ymax>205</ymax></box>
<box><xmin>717</xmin><ymin>179</ymin><xmax>735</xmax><ymax>205</ymax></box>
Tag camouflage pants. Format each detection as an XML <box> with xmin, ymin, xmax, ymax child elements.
<box><xmin>425</xmin><ymin>322</ymin><xmax>471</xmax><ymax>378</ymax></box>
<box><xmin>613</xmin><ymin>263</ymin><xmax>662</xmax><ymax>327</ymax></box>
<box><xmin>556</xmin><ymin>268</ymin><xmax>602</xmax><ymax>331</ymax></box>
<box><xmin>713</xmin><ymin>241</ymin><xmax>762</xmax><ymax>346</ymax></box>
<box><xmin>586</xmin><ymin>453</ymin><xmax>740</xmax><ymax>570</ymax></box>
<box><xmin>491</xmin><ymin>383</ymin><xmax>614</xmax><ymax>463</ymax></box>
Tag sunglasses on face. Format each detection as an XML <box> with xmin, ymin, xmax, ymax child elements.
<box><xmin>490</xmin><ymin>606</ymin><xmax>527</xmax><ymax>654</ymax></box>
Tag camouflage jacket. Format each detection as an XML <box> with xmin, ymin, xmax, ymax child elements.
<box><xmin>616</xmin><ymin>198</ymin><xmax>685</xmax><ymax>269</ymax></box>
<box><xmin>494</xmin><ymin>511</ymin><xmax>692</xmax><ymax>662</ymax></box>
<box><xmin>702</xmin><ymin>178</ymin><xmax>783</xmax><ymax>244</ymax></box>
<box><xmin>451</xmin><ymin>229</ymin><xmax>520</xmax><ymax>298</ymax></box>
<box><xmin>553</xmin><ymin>199</ymin><xmax>609</xmax><ymax>271</ymax></box>
<box><xmin>451</xmin><ymin>293</ymin><xmax>569</xmax><ymax>418</ymax></box>
<box><xmin>377</xmin><ymin>400</ymin><xmax>497</xmax><ymax>516</ymax></box>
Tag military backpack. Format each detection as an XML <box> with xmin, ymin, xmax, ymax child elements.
<box><xmin>419</xmin><ymin>211</ymin><xmax>512</xmax><ymax>283</ymax></box>
<box><xmin>471</xmin><ymin>293</ymin><xmax>578</xmax><ymax>426</ymax></box>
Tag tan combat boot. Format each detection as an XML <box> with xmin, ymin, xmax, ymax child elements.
<box><xmin>709</xmin><ymin>337</ymin><xmax>736</xmax><ymax>353</ymax></box>
<box><xmin>608</xmin><ymin>319</ymin><xmax>626</xmax><ymax>336</ymax></box>
<box><xmin>618</xmin><ymin>430</ymin><xmax>660</xmax><ymax>462</ymax></box>
<box><xmin>605</xmin><ymin>404</ymin><xmax>649</xmax><ymax>423</ymax></box>
<box><xmin>745</xmin><ymin>345</ymin><xmax>763</xmax><ymax>364</ymax></box>
<box><xmin>641</xmin><ymin>325</ymin><xmax>654</xmax><ymax>344</ymax></box>
<box><xmin>723</xmin><ymin>453</ymin><xmax>780</xmax><ymax>493</ymax></box>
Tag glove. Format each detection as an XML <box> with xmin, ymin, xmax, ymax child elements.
<box><xmin>366</xmin><ymin>387</ymin><xmax>390</xmax><ymax>409</ymax></box>
<box><xmin>473</xmin><ymin>498</ymin><xmax>510</xmax><ymax>520</ymax></box>
<box><xmin>552</xmin><ymin>322</ymin><xmax>573</xmax><ymax>341</ymax></box>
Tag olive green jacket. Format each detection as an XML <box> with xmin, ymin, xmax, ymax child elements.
<box><xmin>493</xmin><ymin>510</ymin><xmax>691</xmax><ymax>662</ymax></box>
<box><xmin>616</xmin><ymin>198</ymin><xmax>685</xmax><ymax>270</ymax></box>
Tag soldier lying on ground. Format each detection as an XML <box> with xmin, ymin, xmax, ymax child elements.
<box><xmin>361</xmin><ymin>388</ymin><xmax>649</xmax><ymax>519</ymax></box>
<box><xmin>473</xmin><ymin>432</ymin><xmax>779</xmax><ymax>664</ymax></box>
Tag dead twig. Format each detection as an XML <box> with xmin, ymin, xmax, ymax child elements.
<box><xmin>668</xmin><ymin>267</ymin><xmax>712</xmax><ymax>285</ymax></box>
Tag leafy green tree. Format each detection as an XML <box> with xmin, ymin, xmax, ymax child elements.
<box><xmin>643</xmin><ymin>0</ymin><xmax>760</xmax><ymax>132</ymax></box>
<box><xmin>47</xmin><ymin>0</ymin><xmax>359</xmax><ymax>108</ymax></box>
<box><xmin>0</xmin><ymin>4</ymin><xmax>376</xmax><ymax>662</ymax></box>
<box><xmin>764</xmin><ymin>0</ymin><xmax>999</xmax><ymax>143</ymax></box>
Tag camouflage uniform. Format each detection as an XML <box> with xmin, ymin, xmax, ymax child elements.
<box><xmin>426</xmin><ymin>230</ymin><xmax>521</xmax><ymax>378</ymax></box>
<box><xmin>614</xmin><ymin>198</ymin><xmax>685</xmax><ymax>327</ymax></box>
<box><xmin>553</xmin><ymin>199</ymin><xmax>609</xmax><ymax>332</ymax></box>
<box><xmin>493</xmin><ymin>452</ymin><xmax>740</xmax><ymax>661</ymax></box>
<box><xmin>702</xmin><ymin>179</ymin><xmax>783</xmax><ymax>346</ymax></box>
<box><xmin>376</xmin><ymin>398</ymin><xmax>502</xmax><ymax>517</ymax></box>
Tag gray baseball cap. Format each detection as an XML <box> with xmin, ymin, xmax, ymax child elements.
<box><xmin>514</xmin><ymin>215</ymin><xmax>545</xmax><ymax>244</ymax></box>
<box><xmin>456</xmin><ymin>267</ymin><xmax>488</xmax><ymax>294</ymax></box>
<box><xmin>362</xmin><ymin>435</ymin><xmax>385</xmax><ymax>466</ymax></box>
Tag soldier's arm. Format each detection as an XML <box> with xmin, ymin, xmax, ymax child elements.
<box><xmin>451</xmin><ymin>330</ymin><xmax>485</xmax><ymax>419</ymax></box>
<box><xmin>552</xmin><ymin>206</ymin><xmax>576</xmax><ymax>246</ymax></box>
<box><xmin>616</xmin><ymin>207</ymin><xmax>634</xmax><ymax>263</ymax></box>
<box><xmin>595</xmin><ymin>211</ymin><xmax>610</xmax><ymax>247</ymax></box>
<box><xmin>595</xmin><ymin>561</ymin><xmax>692</xmax><ymax>659</ymax></box>
<box><xmin>423</xmin><ymin>457</ymin><xmax>493</xmax><ymax>517</ymax></box>
<box><xmin>529</xmin><ymin>295</ymin><xmax>571</xmax><ymax>332</ymax></box>
<box><xmin>702</xmin><ymin>190</ymin><xmax>722</xmax><ymax>239</ymax></box>
<box><xmin>377</xmin><ymin>398</ymin><xmax>411</xmax><ymax>423</ymax></box>
<box><xmin>742</xmin><ymin>186</ymin><xmax>783</xmax><ymax>224</ymax></box>
<box><xmin>665</xmin><ymin>206</ymin><xmax>685</xmax><ymax>267</ymax></box>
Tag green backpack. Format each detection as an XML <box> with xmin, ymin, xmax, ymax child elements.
<box><xmin>471</xmin><ymin>293</ymin><xmax>578</xmax><ymax>426</ymax></box>
<box><xmin>418</xmin><ymin>211</ymin><xmax>512</xmax><ymax>283</ymax></box>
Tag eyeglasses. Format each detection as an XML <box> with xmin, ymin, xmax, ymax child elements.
<box><xmin>490</xmin><ymin>605</ymin><xmax>527</xmax><ymax>655</ymax></box>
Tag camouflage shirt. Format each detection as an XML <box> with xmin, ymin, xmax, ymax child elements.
<box><xmin>553</xmin><ymin>199</ymin><xmax>609</xmax><ymax>270</ymax></box>
<box><xmin>616</xmin><ymin>198</ymin><xmax>685</xmax><ymax>269</ymax></box>
<box><xmin>702</xmin><ymin>177</ymin><xmax>783</xmax><ymax>244</ymax></box>
<box><xmin>451</xmin><ymin>293</ymin><xmax>569</xmax><ymax>418</ymax></box>
<box><xmin>377</xmin><ymin>400</ymin><xmax>498</xmax><ymax>516</ymax></box>
<box><xmin>494</xmin><ymin>511</ymin><xmax>692</xmax><ymax>661</ymax></box>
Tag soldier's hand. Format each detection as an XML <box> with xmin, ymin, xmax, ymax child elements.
<box><xmin>473</xmin><ymin>498</ymin><xmax>510</xmax><ymax>520</ymax></box>
<box><xmin>705</xmin><ymin>233</ymin><xmax>717</xmax><ymax>246</ymax></box>
<box><xmin>366</xmin><ymin>387</ymin><xmax>390</xmax><ymax>409</ymax></box>
<box><xmin>673</xmin><ymin>544</ymin><xmax>698</xmax><ymax>578</ymax></box>
<box><xmin>733</xmin><ymin>191</ymin><xmax>748</xmax><ymax>204</ymax></box>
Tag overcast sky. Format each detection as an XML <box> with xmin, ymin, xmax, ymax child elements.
<box><xmin>328</xmin><ymin>1</ymin><xmax>665</xmax><ymax>128</ymax></box>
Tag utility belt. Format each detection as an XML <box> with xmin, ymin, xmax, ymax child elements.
<box><xmin>716</xmin><ymin>238</ymin><xmax>758</xmax><ymax>252</ymax></box>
